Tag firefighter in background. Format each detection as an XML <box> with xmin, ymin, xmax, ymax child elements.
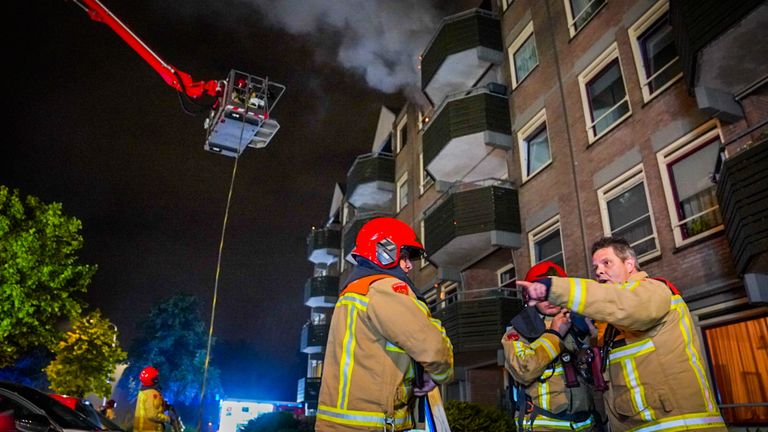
<box><xmin>502</xmin><ymin>261</ymin><xmax>599</xmax><ymax>431</ymax></box>
<box><xmin>316</xmin><ymin>217</ymin><xmax>454</xmax><ymax>432</ymax></box>
<box><xmin>519</xmin><ymin>237</ymin><xmax>726</xmax><ymax>431</ymax></box>
<box><xmin>100</xmin><ymin>399</ymin><xmax>116</xmax><ymax>420</ymax></box>
<box><xmin>133</xmin><ymin>366</ymin><xmax>170</xmax><ymax>432</ymax></box>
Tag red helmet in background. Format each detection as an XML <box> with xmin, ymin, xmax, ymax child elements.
<box><xmin>351</xmin><ymin>218</ymin><xmax>424</xmax><ymax>269</ymax></box>
<box><xmin>139</xmin><ymin>366</ymin><xmax>160</xmax><ymax>386</ymax></box>
<box><xmin>525</xmin><ymin>261</ymin><xmax>567</xmax><ymax>282</ymax></box>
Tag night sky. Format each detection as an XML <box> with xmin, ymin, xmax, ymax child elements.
<box><xmin>4</xmin><ymin>0</ymin><xmax>477</xmax><ymax>400</ymax></box>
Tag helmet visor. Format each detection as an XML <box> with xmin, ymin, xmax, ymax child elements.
<box><xmin>400</xmin><ymin>246</ymin><xmax>425</xmax><ymax>261</ymax></box>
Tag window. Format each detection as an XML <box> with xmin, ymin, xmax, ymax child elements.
<box><xmin>396</xmin><ymin>172</ymin><xmax>409</xmax><ymax>212</ymax></box>
<box><xmin>565</xmin><ymin>0</ymin><xmax>606</xmax><ymax>36</ymax></box>
<box><xmin>508</xmin><ymin>22</ymin><xmax>538</xmax><ymax>88</ymax></box>
<box><xmin>419</xmin><ymin>149</ymin><xmax>434</xmax><ymax>194</ymax></box>
<box><xmin>598</xmin><ymin>165</ymin><xmax>659</xmax><ymax>260</ymax></box>
<box><xmin>396</xmin><ymin>116</ymin><xmax>408</xmax><ymax>153</ymax></box>
<box><xmin>704</xmin><ymin>316</ymin><xmax>768</xmax><ymax>425</ymax></box>
<box><xmin>579</xmin><ymin>43</ymin><xmax>631</xmax><ymax>142</ymax></box>
<box><xmin>439</xmin><ymin>282</ymin><xmax>458</xmax><ymax>308</ymax></box>
<box><xmin>518</xmin><ymin>109</ymin><xmax>551</xmax><ymax>181</ymax></box>
<box><xmin>529</xmin><ymin>216</ymin><xmax>565</xmax><ymax>268</ymax></box>
<box><xmin>498</xmin><ymin>263</ymin><xmax>517</xmax><ymax>288</ymax></box>
<box><xmin>500</xmin><ymin>0</ymin><xmax>513</xmax><ymax>12</ymax></box>
<box><xmin>658</xmin><ymin>122</ymin><xmax>723</xmax><ymax>246</ymax></box>
<box><xmin>629</xmin><ymin>0</ymin><xmax>682</xmax><ymax>101</ymax></box>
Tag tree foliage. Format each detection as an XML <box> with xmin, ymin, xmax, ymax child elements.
<box><xmin>120</xmin><ymin>294</ymin><xmax>222</xmax><ymax>407</ymax></box>
<box><xmin>45</xmin><ymin>310</ymin><xmax>127</xmax><ymax>397</ymax></box>
<box><xmin>444</xmin><ymin>400</ymin><xmax>515</xmax><ymax>432</ymax></box>
<box><xmin>0</xmin><ymin>185</ymin><xmax>96</xmax><ymax>367</ymax></box>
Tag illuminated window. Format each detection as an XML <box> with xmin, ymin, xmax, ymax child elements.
<box><xmin>518</xmin><ymin>109</ymin><xmax>551</xmax><ymax>181</ymax></box>
<box><xmin>704</xmin><ymin>316</ymin><xmax>768</xmax><ymax>425</ymax></box>
<box><xmin>508</xmin><ymin>21</ymin><xmax>538</xmax><ymax>88</ymax></box>
<box><xmin>598</xmin><ymin>165</ymin><xmax>659</xmax><ymax>261</ymax></box>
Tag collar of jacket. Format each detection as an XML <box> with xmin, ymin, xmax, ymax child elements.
<box><xmin>344</xmin><ymin>257</ymin><xmax>417</xmax><ymax>294</ymax></box>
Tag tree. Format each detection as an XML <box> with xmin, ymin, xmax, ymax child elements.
<box><xmin>0</xmin><ymin>185</ymin><xmax>96</xmax><ymax>367</ymax></box>
<box><xmin>120</xmin><ymin>294</ymin><xmax>222</xmax><ymax>418</ymax></box>
<box><xmin>444</xmin><ymin>400</ymin><xmax>515</xmax><ymax>432</ymax></box>
<box><xmin>45</xmin><ymin>310</ymin><xmax>127</xmax><ymax>397</ymax></box>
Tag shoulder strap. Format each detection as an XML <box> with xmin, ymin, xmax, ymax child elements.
<box><xmin>650</xmin><ymin>277</ymin><xmax>681</xmax><ymax>295</ymax></box>
<box><xmin>340</xmin><ymin>274</ymin><xmax>389</xmax><ymax>296</ymax></box>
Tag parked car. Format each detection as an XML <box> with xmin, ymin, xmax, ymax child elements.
<box><xmin>0</xmin><ymin>381</ymin><xmax>101</xmax><ymax>432</ymax></box>
<box><xmin>50</xmin><ymin>395</ymin><xmax>123</xmax><ymax>432</ymax></box>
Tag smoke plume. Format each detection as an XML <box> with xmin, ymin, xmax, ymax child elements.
<box><xmin>246</xmin><ymin>0</ymin><xmax>443</xmax><ymax>93</ymax></box>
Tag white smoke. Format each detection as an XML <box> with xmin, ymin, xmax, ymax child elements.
<box><xmin>246</xmin><ymin>0</ymin><xmax>442</xmax><ymax>93</ymax></box>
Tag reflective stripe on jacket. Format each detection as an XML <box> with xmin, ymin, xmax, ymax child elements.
<box><xmin>317</xmin><ymin>276</ymin><xmax>454</xmax><ymax>431</ymax></box>
<box><xmin>133</xmin><ymin>388</ymin><xmax>169</xmax><ymax>432</ymax></box>
<box><xmin>548</xmin><ymin>272</ymin><xmax>726</xmax><ymax>432</ymax></box>
<box><xmin>502</xmin><ymin>317</ymin><xmax>595</xmax><ymax>431</ymax></box>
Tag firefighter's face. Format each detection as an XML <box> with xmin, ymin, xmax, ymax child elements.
<box><xmin>592</xmin><ymin>247</ymin><xmax>634</xmax><ymax>283</ymax></box>
<box><xmin>535</xmin><ymin>300</ymin><xmax>562</xmax><ymax>316</ymax></box>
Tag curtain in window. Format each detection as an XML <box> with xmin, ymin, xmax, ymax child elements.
<box><xmin>526</xmin><ymin>126</ymin><xmax>550</xmax><ymax>175</ymax></box>
<box><xmin>514</xmin><ymin>36</ymin><xmax>537</xmax><ymax>82</ymax></box>
<box><xmin>705</xmin><ymin>317</ymin><xmax>768</xmax><ymax>424</ymax></box>
<box><xmin>671</xmin><ymin>139</ymin><xmax>722</xmax><ymax>238</ymax></box>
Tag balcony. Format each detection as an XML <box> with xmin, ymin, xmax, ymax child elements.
<box><xmin>424</xmin><ymin>181</ymin><xmax>521</xmax><ymax>269</ymax></box>
<box><xmin>342</xmin><ymin>211</ymin><xmax>393</xmax><ymax>261</ymax></box>
<box><xmin>421</xmin><ymin>9</ymin><xmax>503</xmax><ymax>105</ymax></box>
<box><xmin>307</xmin><ymin>227</ymin><xmax>341</xmax><ymax>264</ymax></box>
<box><xmin>431</xmin><ymin>288</ymin><xmax>524</xmax><ymax>353</ymax></box>
<box><xmin>346</xmin><ymin>153</ymin><xmax>395</xmax><ymax>212</ymax></box>
<box><xmin>716</xmin><ymin>138</ymin><xmax>768</xmax><ymax>275</ymax></box>
<box><xmin>423</xmin><ymin>86</ymin><xmax>512</xmax><ymax>183</ymax></box>
<box><xmin>296</xmin><ymin>377</ymin><xmax>321</xmax><ymax>409</ymax></box>
<box><xmin>304</xmin><ymin>276</ymin><xmax>340</xmax><ymax>308</ymax></box>
<box><xmin>300</xmin><ymin>323</ymin><xmax>329</xmax><ymax>354</ymax></box>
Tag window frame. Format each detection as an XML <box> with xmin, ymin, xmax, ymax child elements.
<box><xmin>628</xmin><ymin>0</ymin><xmax>682</xmax><ymax>103</ymax></box>
<box><xmin>395</xmin><ymin>116</ymin><xmax>408</xmax><ymax>154</ymax></box>
<box><xmin>518</xmin><ymin>108</ymin><xmax>552</xmax><ymax>182</ymax></box>
<box><xmin>578</xmin><ymin>42</ymin><xmax>632</xmax><ymax>143</ymax></box>
<box><xmin>564</xmin><ymin>0</ymin><xmax>607</xmax><ymax>37</ymax></box>
<box><xmin>419</xmin><ymin>219</ymin><xmax>431</xmax><ymax>269</ymax></box>
<box><xmin>500</xmin><ymin>0</ymin><xmax>513</xmax><ymax>13</ymax></box>
<box><xmin>497</xmin><ymin>263</ymin><xmax>517</xmax><ymax>288</ymax></box>
<box><xmin>657</xmin><ymin>121</ymin><xmax>724</xmax><ymax>247</ymax></box>
<box><xmin>597</xmin><ymin>164</ymin><xmax>661</xmax><ymax>262</ymax></box>
<box><xmin>419</xmin><ymin>147</ymin><xmax>434</xmax><ymax>195</ymax></box>
<box><xmin>528</xmin><ymin>215</ymin><xmax>565</xmax><ymax>268</ymax></box>
<box><xmin>508</xmin><ymin>21</ymin><xmax>538</xmax><ymax>89</ymax></box>
<box><xmin>396</xmin><ymin>171</ymin><xmax>409</xmax><ymax>212</ymax></box>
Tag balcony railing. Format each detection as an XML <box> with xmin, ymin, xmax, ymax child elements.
<box><xmin>424</xmin><ymin>179</ymin><xmax>521</xmax><ymax>269</ymax></box>
<box><xmin>307</xmin><ymin>227</ymin><xmax>341</xmax><ymax>264</ymax></box>
<box><xmin>430</xmin><ymin>287</ymin><xmax>524</xmax><ymax>353</ymax></box>
<box><xmin>304</xmin><ymin>276</ymin><xmax>340</xmax><ymax>308</ymax></box>
<box><xmin>346</xmin><ymin>152</ymin><xmax>395</xmax><ymax>211</ymax></box>
<box><xmin>300</xmin><ymin>323</ymin><xmax>329</xmax><ymax>354</ymax></box>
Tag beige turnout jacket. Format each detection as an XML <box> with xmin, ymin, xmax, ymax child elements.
<box><xmin>502</xmin><ymin>316</ymin><xmax>595</xmax><ymax>431</ymax></box>
<box><xmin>548</xmin><ymin>272</ymin><xmax>726</xmax><ymax>432</ymax></box>
<box><xmin>316</xmin><ymin>275</ymin><xmax>454</xmax><ymax>431</ymax></box>
<box><xmin>133</xmin><ymin>388</ymin><xmax>169</xmax><ymax>432</ymax></box>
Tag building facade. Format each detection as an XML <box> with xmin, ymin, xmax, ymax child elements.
<box><xmin>299</xmin><ymin>0</ymin><xmax>768</xmax><ymax>427</ymax></box>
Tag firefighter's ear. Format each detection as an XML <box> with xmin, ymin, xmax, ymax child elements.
<box><xmin>623</xmin><ymin>256</ymin><xmax>637</xmax><ymax>274</ymax></box>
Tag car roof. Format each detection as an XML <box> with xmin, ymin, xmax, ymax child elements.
<box><xmin>0</xmin><ymin>381</ymin><xmax>99</xmax><ymax>431</ymax></box>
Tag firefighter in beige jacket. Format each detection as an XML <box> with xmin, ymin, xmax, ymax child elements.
<box><xmin>502</xmin><ymin>261</ymin><xmax>597</xmax><ymax>431</ymax></box>
<box><xmin>317</xmin><ymin>218</ymin><xmax>454</xmax><ymax>431</ymax></box>
<box><xmin>519</xmin><ymin>237</ymin><xmax>726</xmax><ymax>432</ymax></box>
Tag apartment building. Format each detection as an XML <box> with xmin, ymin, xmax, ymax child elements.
<box><xmin>500</xmin><ymin>0</ymin><xmax>766</xmax><ymax>425</ymax></box>
<box><xmin>299</xmin><ymin>0</ymin><xmax>767</xmax><ymax>426</ymax></box>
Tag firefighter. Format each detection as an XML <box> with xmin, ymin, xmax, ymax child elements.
<box><xmin>519</xmin><ymin>237</ymin><xmax>726</xmax><ymax>431</ymax></box>
<box><xmin>133</xmin><ymin>366</ymin><xmax>170</xmax><ymax>432</ymax></box>
<box><xmin>316</xmin><ymin>217</ymin><xmax>454</xmax><ymax>432</ymax></box>
<box><xmin>502</xmin><ymin>261</ymin><xmax>599</xmax><ymax>431</ymax></box>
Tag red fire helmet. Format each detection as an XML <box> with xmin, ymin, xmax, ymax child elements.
<box><xmin>139</xmin><ymin>366</ymin><xmax>160</xmax><ymax>386</ymax></box>
<box><xmin>524</xmin><ymin>261</ymin><xmax>567</xmax><ymax>282</ymax></box>
<box><xmin>351</xmin><ymin>217</ymin><xmax>424</xmax><ymax>269</ymax></box>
